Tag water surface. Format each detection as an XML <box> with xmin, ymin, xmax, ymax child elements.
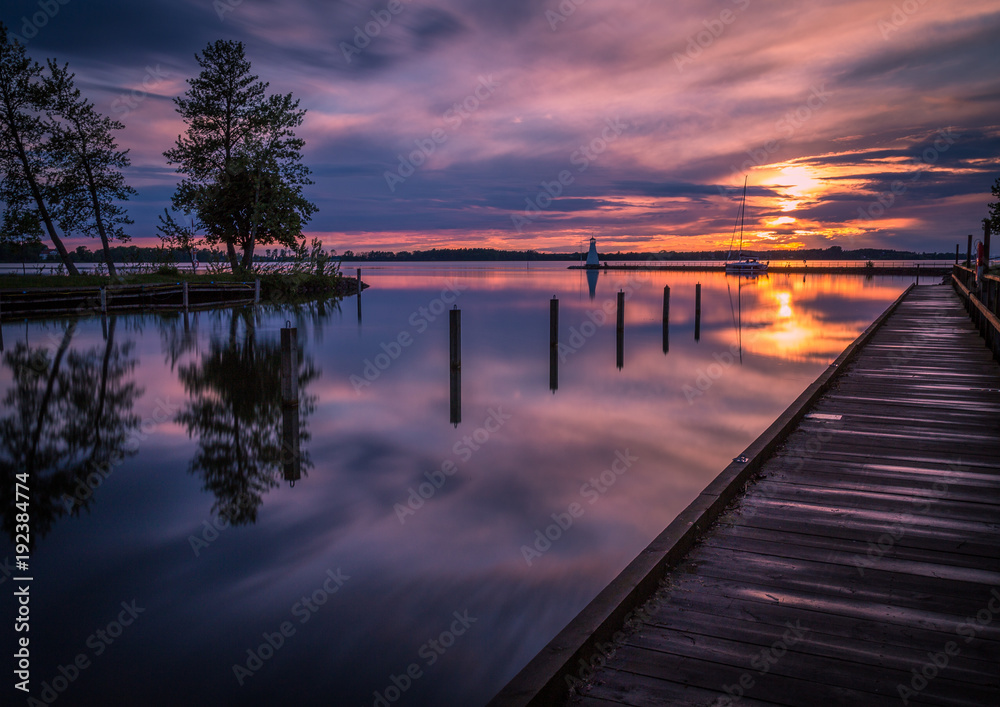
<box><xmin>0</xmin><ymin>264</ymin><xmax>912</xmax><ymax>706</ymax></box>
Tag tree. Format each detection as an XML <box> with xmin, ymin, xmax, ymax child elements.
<box><xmin>162</xmin><ymin>40</ymin><xmax>316</xmax><ymax>274</ymax></box>
<box><xmin>44</xmin><ymin>60</ymin><xmax>134</xmax><ymax>278</ymax></box>
<box><xmin>0</xmin><ymin>24</ymin><xmax>79</xmax><ymax>275</ymax></box>
<box><xmin>987</xmin><ymin>176</ymin><xmax>1000</xmax><ymax>232</ymax></box>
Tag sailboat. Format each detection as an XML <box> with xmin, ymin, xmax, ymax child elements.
<box><xmin>725</xmin><ymin>177</ymin><xmax>768</xmax><ymax>275</ymax></box>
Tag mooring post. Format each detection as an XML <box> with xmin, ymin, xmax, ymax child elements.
<box><xmin>550</xmin><ymin>297</ymin><xmax>558</xmax><ymax>392</ymax></box>
<box><xmin>182</xmin><ymin>281</ymin><xmax>189</xmax><ymax>311</ymax></box>
<box><xmin>616</xmin><ymin>290</ymin><xmax>625</xmax><ymax>370</ymax></box>
<box><xmin>280</xmin><ymin>322</ymin><xmax>298</xmax><ymax>405</ymax></box>
<box><xmin>450</xmin><ymin>306</ymin><xmax>461</xmax><ymax>426</ymax></box>
<box><xmin>254</xmin><ymin>279</ymin><xmax>261</xmax><ymax>304</ymax></box>
<box><xmin>967</xmin><ymin>234</ymin><xmax>973</xmax><ymax>268</ymax></box>
<box><xmin>356</xmin><ymin>267</ymin><xmax>362</xmax><ymax>295</ymax></box>
<box><xmin>662</xmin><ymin>285</ymin><xmax>670</xmax><ymax>354</ymax></box>
<box><xmin>695</xmin><ymin>282</ymin><xmax>702</xmax><ymax>342</ymax></box>
<box><xmin>100</xmin><ymin>286</ymin><xmax>107</xmax><ymax>314</ymax></box>
<box><xmin>955</xmin><ymin>244</ymin><xmax>959</xmax><ymax>265</ymax></box>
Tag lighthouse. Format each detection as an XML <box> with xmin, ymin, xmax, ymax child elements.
<box><xmin>585</xmin><ymin>236</ymin><xmax>599</xmax><ymax>268</ymax></box>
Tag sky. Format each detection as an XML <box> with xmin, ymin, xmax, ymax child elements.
<box><xmin>3</xmin><ymin>0</ymin><xmax>1000</xmax><ymax>254</ymax></box>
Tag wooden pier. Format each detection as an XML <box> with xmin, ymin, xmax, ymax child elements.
<box><xmin>491</xmin><ymin>283</ymin><xmax>1000</xmax><ymax>706</ymax></box>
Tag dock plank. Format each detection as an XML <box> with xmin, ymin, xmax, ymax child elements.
<box><xmin>559</xmin><ymin>285</ymin><xmax>1000</xmax><ymax>705</ymax></box>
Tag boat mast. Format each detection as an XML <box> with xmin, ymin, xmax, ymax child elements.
<box><xmin>739</xmin><ymin>175</ymin><xmax>747</xmax><ymax>259</ymax></box>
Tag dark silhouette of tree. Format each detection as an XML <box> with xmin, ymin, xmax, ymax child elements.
<box><xmin>0</xmin><ymin>24</ymin><xmax>79</xmax><ymax>275</ymax></box>
<box><xmin>161</xmin><ymin>40</ymin><xmax>316</xmax><ymax>274</ymax></box>
<box><xmin>174</xmin><ymin>308</ymin><xmax>316</xmax><ymax>525</ymax></box>
<box><xmin>44</xmin><ymin>60</ymin><xmax>134</xmax><ymax>278</ymax></box>
<box><xmin>0</xmin><ymin>318</ymin><xmax>141</xmax><ymax>546</ymax></box>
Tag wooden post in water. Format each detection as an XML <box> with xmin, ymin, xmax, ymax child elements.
<box><xmin>955</xmin><ymin>244</ymin><xmax>959</xmax><ymax>264</ymax></box>
<box><xmin>254</xmin><ymin>279</ymin><xmax>261</xmax><ymax>304</ymax></box>
<box><xmin>695</xmin><ymin>282</ymin><xmax>701</xmax><ymax>342</ymax></box>
<box><xmin>100</xmin><ymin>287</ymin><xmax>107</xmax><ymax>314</ymax></box>
<box><xmin>662</xmin><ymin>285</ymin><xmax>670</xmax><ymax>354</ymax></box>
<box><xmin>182</xmin><ymin>281</ymin><xmax>189</xmax><ymax>311</ymax></box>
<box><xmin>280</xmin><ymin>321</ymin><xmax>300</xmax><ymax>485</ymax></box>
<box><xmin>616</xmin><ymin>289</ymin><xmax>624</xmax><ymax>370</ymax></box>
<box><xmin>549</xmin><ymin>297</ymin><xmax>558</xmax><ymax>393</ymax></box>
<box><xmin>450</xmin><ymin>307</ymin><xmax>461</xmax><ymax>426</ymax></box>
<box><xmin>967</xmin><ymin>234</ymin><xmax>973</xmax><ymax>267</ymax></box>
<box><xmin>356</xmin><ymin>267</ymin><xmax>362</xmax><ymax>324</ymax></box>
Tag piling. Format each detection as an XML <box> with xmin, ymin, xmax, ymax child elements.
<box><xmin>280</xmin><ymin>322</ymin><xmax>299</xmax><ymax>404</ymax></box>
<box><xmin>955</xmin><ymin>244</ymin><xmax>959</xmax><ymax>264</ymax></box>
<box><xmin>967</xmin><ymin>233</ymin><xmax>973</xmax><ymax>267</ymax></box>
<box><xmin>100</xmin><ymin>287</ymin><xmax>107</xmax><ymax>314</ymax></box>
<box><xmin>550</xmin><ymin>297</ymin><xmax>559</xmax><ymax>392</ymax></box>
<box><xmin>695</xmin><ymin>282</ymin><xmax>702</xmax><ymax>342</ymax></box>
<box><xmin>662</xmin><ymin>285</ymin><xmax>670</xmax><ymax>354</ymax></box>
<box><xmin>254</xmin><ymin>279</ymin><xmax>261</xmax><ymax>304</ymax></box>
<box><xmin>450</xmin><ymin>307</ymin><xmax>461</xmax><ymax>426</ymax></box>
<box><xmin>183</xmin><ymin>281</ymin><xmax>189</xmax><ymax>311</ymax></box>
<box><xmin>617</xmin><ymin>290</ymin><xmax>625</xmax><ymax>370</ymax></box>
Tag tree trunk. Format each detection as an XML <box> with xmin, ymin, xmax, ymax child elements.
<box><xmin>225</xmin><ymin>240</ymin><xmax>240</xmax><ymax>273</ymax></box>
<box><xmin>82</xmin><ymin>152</ymin><xmax>117</xmax><ymax>278</ymax></box>
<box><xmin>7</xmin><ymin>121</ymin><xmax>80</xmax><ymax>276</ymax></box>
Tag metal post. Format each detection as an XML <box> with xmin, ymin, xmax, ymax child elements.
<box><xmin>280</xmin><ymin>323</ymin><xmax>298</xmax><ymax>404</ymax></box>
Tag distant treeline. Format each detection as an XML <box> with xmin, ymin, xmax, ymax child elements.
<box><xmin>0</xmin><ymin>243</ymin><xmax>957</xmax><ymax>264</ymax></box>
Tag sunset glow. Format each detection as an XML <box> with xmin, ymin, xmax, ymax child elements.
<box><xmin>5</xmin><ymin>0</ymin><xmax>997</xmax><ymax>254</ymax></box>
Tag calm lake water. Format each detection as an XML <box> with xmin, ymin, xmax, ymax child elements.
<box><xmin>0</xmin><ymin>263</ymin><xmax>916</xmax><ymax>706</ymax></box>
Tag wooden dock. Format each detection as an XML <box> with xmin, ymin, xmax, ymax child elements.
<box><xmin>491</xmin><ymin>283</ymin><xmax>1000</xmax><ymax>706</ymax></box>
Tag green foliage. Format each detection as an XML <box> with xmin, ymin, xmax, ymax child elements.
<box><xmin>161</xmin><ymin>40</ymin><xmax>316</xmax><ymax>273</ymax></box>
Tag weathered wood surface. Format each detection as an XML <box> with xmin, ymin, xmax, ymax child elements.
<box><xmin>565</xmin><ymin>285</ymin><xmax>1000</xmax><ymax>706</ymax></box>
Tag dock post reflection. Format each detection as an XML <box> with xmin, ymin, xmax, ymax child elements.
<box><xmin>549</xmin><ymin>297</ymin><xmax>558</xmax><ymax>392</ymax></box>
<box><xmin>450</xmin><ymin>306</ymin><xmax>461</xmax><ymax>426</ymax></box>
<box><xmin>280</xmin><ymin>322</ymin><xmax>301</xmax><ymax>485</ymax></box>
<box><xmin>616</xmin><ymin>289</ymin><xmax>624</xmax><ymax>370</ymax></box>
<box><xmin>662</xmin><ymin>285</ymin><xmax>670</xmax><ymax>354</ymax></box>
<box><xmin>695</xmin><ymin>283</ymin><xmax>701</xmax><ymax>342</ymax></box>
<box><xmin>356</xmin><ymin>267</ymin><xmax>362</xmax><ymax>325</ymax></box>
<box><xmin>183</xmin><ymin>281</ymin><xmax>189</xmax><ymax>312</ymax></box>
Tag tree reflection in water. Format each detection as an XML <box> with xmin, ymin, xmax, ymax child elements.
<box><xmin>175</xmin><ymin>307</ymin><xmax>318</xmax><ymax>526</ymax></box>
<box><xmin>0</xmin><ymin>317</ymin><xmax>141</xmax><ymax>546</ymax></box>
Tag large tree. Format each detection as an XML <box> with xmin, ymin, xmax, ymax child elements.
<box><xmin>162</xmin><ymin>40</ymin><xmax>316</xmax><ymax>274</ymax></box>
<box><xmin>0</xmin><ymin>24</ymin><xmax>79</xmax><ymax>275</ymax></box>
<box><xmin>44</xmin><ymin>61</ymin><xmax>135</xmax><ymax>278</ymax></box>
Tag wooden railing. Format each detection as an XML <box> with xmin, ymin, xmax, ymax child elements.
<box><xmin>952</xmin><ymin>265</ymin><xmax>1000</xmax><ymax>359</ymax></box>
<box><xmin>0</xmin><ymin>281</ymin><xmax>258</xmax><ymax>320</ymax></box>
